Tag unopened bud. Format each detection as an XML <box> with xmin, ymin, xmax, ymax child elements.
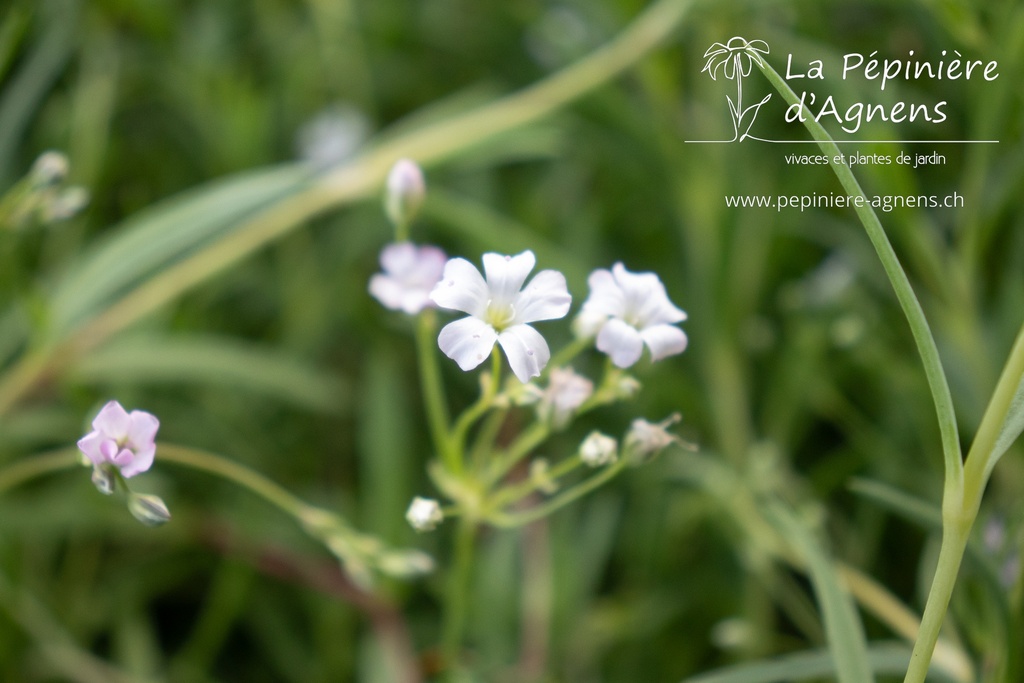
<box><xmin>128</xmin><ymin>493</ymin><xmax>172</xmax><ymax>526</ymax></box>
<box><xmin>384</xmin><ymin>159</ymin><xmax>426</xmax><ymax>230</ymax></box>
<box><xmin>378</xmin><ymin>549</ymin><xmax>436</xmax><ymax>577</ymax></box>
<box><xmin>405</xmin><ymin>496</ymin><xmax>443</xmax><ymax>532</ymax></box>
<box><xmin>31</xmin><ymin>151</ymin><xmax>69</xmax><ymax>187</ymax></box>
<box><xmin>579</xmin><ymin>431</ymin><xmax>618</xmax><ymax>467</ymax></box>
<box><xmin>91</xmin><ymin>465</ymin><xmax>116</xmax><ymax>495</ymax></box>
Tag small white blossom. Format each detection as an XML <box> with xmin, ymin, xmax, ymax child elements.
<box><xmin>430</xmin><ymin>250</ymin><xmax>571</xmax><ymax>383</ymax></box>
<box><xmin>406</xmin><ymin>496</ymin><xmax>444</xmax><ymax>532</ymax></box>
<box><xmin>624</xmin><ymin>414</ymin><xmax>680</xmax><ymax>462</ymax></box>
<box><xmin>577</xmin><ymin>263</ymin><xmax>687</xmax><ymax>368</ymax></box>
<box><xmin>579</xmin><ymin>431</ymin><xmax>618</xmax><ymax>467</ymax></box>
<box><xmin>384</xmin><ymin>159</ymin><xmax>426</xmax><ymax>228</ymax></box>
<box><xmin>538</xmin><ymin>367</ymin><xmax>593</xmax><ymax>428</ymax></box>
<box><xmin>369</xmin><ymin>242</ymin><xmax>447</xmax><ymax>314</ymax></box>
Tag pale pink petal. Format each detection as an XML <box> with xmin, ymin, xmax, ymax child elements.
<box><xmin>498</xmin><ymin>324</ymin><xmax>550</xmax><ymax>383</ymax></box>
<box><xmin>438</xmin><ymin>317</ymin><xmax>498</xmax><ymax>371</ymax></box>
<box><xmin>640</xmin><ymin>324</ymin><xmax>688</xmax><ymax>361</ymax></box>
<box><xmin>514</xmin><ymin>269</ymin><xmax>571</xmax><ymax>323</ymax></box>
<box><xmin>77</xmin><ymin>431</ymin><xmax>105</xmax><ymax>466</ymax></box>
<box><xmin>368</xmin><ymin>274</ymin><xmax>409</xmax><ymax>311</ymax></box>
<box><xmin>482</xmin><ymin>251</ymin><xmax>535</xmax><ymax>306</ymax></box>
<box><xmin>431</xmin><ymin>258</ymin><xmax>489</xmax><ymax>317</ymax></box>
<box><xmin>92</xmin><ymin>400</ymin><xmax>131</xmax><ymax>439</ymax></box>
<box><xmin>127</xmin><ymin>411</ymin><xmax>159</xmax><ymax>450</ymax></box>
<box><xmin>596</xmin><ymin>318</ymin><xmax>645</xmax><ymax>368</ymax></box>
<box><xmin>120</xmin><ymin>447</ymin><xmax>155</xmax><ymax>478</ymax></box>
<box><xmin>379</xmin><ymin>242</ymin><xmax>418</xmax><ymax>273</ymax></box>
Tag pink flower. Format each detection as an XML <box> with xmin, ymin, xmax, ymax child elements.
<box><xmin>77</xmin><ymin>401</ymin><xmax>159</xmax><ymax>478</ymax></box>
<box><xmin>369</xmin><ymin>242</ymin><xmax>447</xmax><ymax>314</ymax></box>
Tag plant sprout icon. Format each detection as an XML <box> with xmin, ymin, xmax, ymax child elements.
<box><xmin>702</xmin><ymin>37</ymin><xmax>772</xmax><ymax>141</ymax></box>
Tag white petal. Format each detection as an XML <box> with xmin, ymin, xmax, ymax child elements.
<box><xmin>482</xmin><ymin>251</ymin><xmax>535</xmax><ymax>306</ymax></box>
<box><xmin>611</xmin><ymin>263</ymin><xmax>686</xmax><ymax>326</ymax></box>
<box><xmin>438</xmin><ymin>317</ymin><xmax>498</xmax><ymax>371</ymax></box>
<box><xmin>430</xmin><ymin>258</ymin><xmax>488</xmax><ymax>316</ymax></box>
<box><xmin>596</xmin><ymin>318</ymin><xmax>644</xmax><ymax>368</ymax></box>
<box><xmin>640</xmin><ymin>324</ymin><xmax>688</xmax><ymax>361</ymax></box>
<box><xmin>581</xmin><ymin>268</ymin><xmax>625</xmax><ymax>318</ymax></box>
<box><xmin>498</xmin><ymin>324</ymin><xmax>550</xmax><ymax>383</ymax></box>
<box><xmin>514</xmin><ymin>269</ymin><xmax>571</xmax><ymax>323</ymax></box>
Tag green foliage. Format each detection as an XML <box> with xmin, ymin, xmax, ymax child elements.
<box><xmin>0</xmin><ymin>0</ymin><xmax>1022</xmax><ymax>681</ymax></box>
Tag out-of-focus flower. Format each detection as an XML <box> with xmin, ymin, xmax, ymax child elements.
<box><xmin>624</xmin><ymin>414</ymin><xmax>681</xmax><ymax>463</ymax></box>
<box><xmin>538</xmin><ymin>367</ymin><xmax>593</xmax><ymax>428</ymax></box>
<box><xmin>30</xmin><ymin>151</ymin><xmax>69</xmax><ymax>187</ymax></box>
<box><xmin>576</xmin><ymin>263</ymin><xmax>687</xmax><ymax>368</ymax></box>
<box><xmin>384</xmin><ymin>159</ymin><xmax>426</xmax><ymax>229</ymax></box>
<box><xmin>406</xmin><ymin>497</ymin><xmax>444</xmax><ymax>532</ymax></box>
<box><xmin>530</xmin><ymin>458</ymin><xmax>559</xmax><ymax>494</ymax></box>
<box><xmin>430</xmin><ymin>250</ymin><xmax>571</xmax><ymax>383</ymax></box>
<box><xmin>77</xmin><ymin>401</ymin><xmax>159</xmax><ymax>479</ymax></box>
<box><xmin>701</xmin><ymin>37</ymin><xmax>770</xmax><ymax>81</ymax></box>
<box><xmin>297</xmin><ymin>104</ymin><xmax>369</xmax><ymax>169</ymax></box>
<box><xmin>579</xmin><ymin>431</ymin><xmax>618</xmax><ymax>467</ymax></box>
<box><xmin>369</xmin><ymin>242</ymin><xmax>447</xmax><ymax>314</ymax></box>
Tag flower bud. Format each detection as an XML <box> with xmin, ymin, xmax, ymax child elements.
<box><xmin>579</xmin><ymin>431</ymin><xmax>618</xmax><ymax>467</ymax></box>
<box><xmin>384</xmin><ymin>159</ymin><xmax>426</xmax><ymax>230</ymax></box>
<box><xmin>405</xmin><ymin>496</ymin><xmax>443</xmax><ymax>532</ymax></box>
<box><xmin>30</xmin><ymin>151</ymin><xmax>69</xmax><ymax>187</ymax></box>
<box><xmin>128</xmin><ymin>493</ymin><xmax>172</xmax><ymax>526</ymax></box>
<box><xmin>529</xmin><ymin>458</ymin><xmax>559</xmax><ymax>493</ymax></box>
<box><xmin>624</xmin><ymin>414</ymin><xmax>680</xmax><ymax>463</ymax></box>
<box><xmin>378</xmin><ymin>549</ymin><xmax>436</xmax><ymax>578</ymax></box>
<box><xmin>91</xmin><ymin>465</ymin><xmax>116</xmax><ymax>495</ymax></box>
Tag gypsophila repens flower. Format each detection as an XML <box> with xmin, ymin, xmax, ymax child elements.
<box><xmin>579</xmin><ymin>431</ymin><xmax>618</xmax><ymax>467</ymax></box>
<box><xmin>406</xmin><ymin>496</ymin><xmax>444</xmax><ymax>532</ymax></box>
<box><xmin>430</xmin><ymin>250</ymin><xmax>571</xmax><ymax>383</ymax></box>
<box><xmin>77</xmin><ymin>400</ymin><xmax>159</xmax><ymax>479</ymax></box>
<box><xmin>538</xmin><ymin>367</ymin><xmax>593</xmax><ymax>428</ymax></box>
<box><xmin>369</xmin><ymin>242</ymin><xmax>447</xmax><ymax>314</ymax></box>
<box><xmin>576</xmin><ymin>263</ymin><xmax>687</xmax><ymax>368</ymax></box>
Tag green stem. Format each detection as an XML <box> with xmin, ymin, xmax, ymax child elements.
<box><xmin>416</xmin><ymin>310</ymin><xmax>456</xmax><ymax>472</ymax></box>
<box><xmin>442</xmin><ymin>517</ymin><xmax>477</xmax><ymax>672</ymax></box>
<box><xmin>157</xmin><ymin>444</ymin><xmax>312</xmax><ymax>520</ymax></box>
<box><xmin>0</xmin><ymin>449</ymin><xmax>79</xmax><ymax>494</ymax></box>
<box><xmin>489</xmin><ymin>459</ymin><xmax>627</xmax><ymax>528</ymax></box>
<box><xmin>903</xmin><ymin>520</ymin><xmax>971</xmax><ymax>683</ymax></box>
<box><xmin>450</xmin><ymin>349</ymin><xmax>502</xmax><ymax>470</ymax></box>
<box><xmin>757</xmin><ymin>60</ymin><xmax>962</xmax><ymax>492</ymax></box>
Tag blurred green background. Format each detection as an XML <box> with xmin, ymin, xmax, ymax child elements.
<box><xmin>0</xmin><ymin>0</ymin><xmax>1021</xmax><ymax>681</ymax></box>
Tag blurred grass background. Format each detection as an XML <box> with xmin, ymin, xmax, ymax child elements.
<box><xmin>0</xmin><ymin>0</ymin><xmax>1022</xmax><ymax>681</ymax></box>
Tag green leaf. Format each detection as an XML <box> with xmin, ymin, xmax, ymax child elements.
<box><xmin>48</xmin><ymin>165</ymin><xmax>311</xmax><ymax>339</ymax></box>
<box><xmin>988</xmin><ymin>371</ymin><xmax>1024</xmax><ymax>466</ymax></box>
<box><xmin>679</xmin><ymin>642</ymin><xmax>958</xmax><ymax>683</ymax></box>
<box><xmin>765</xmin><ymin>502</ymin><xmax>875</xmax><ymax>683</ymax></box>
<box><xmin>70</xmin><ymin>334</ymin><xmax>347</xmax><ymax>412</ymax></box>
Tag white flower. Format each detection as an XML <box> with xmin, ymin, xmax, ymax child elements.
<box><xmin>538</xmin><ymin>367</ymin><xmax>593</xmax><ymax>428</ymax></box>
<box><xmin>430</xmin><ymin>250</ymin><xmax>571</xmax><ymax>383</ymax></box>
<box><xmin>406</xmin><ymin>497</ymin><xmax>444</xmax><ymax>532</ymax></box>
<box><xmin>369</xmin><ymin>242</ymin><xmax>447</xmax><ymax>314</ymax></box>
<box><xmin>577</xmin><ymin>263</ymin><xmax>687</xmax><ymax>368</ymax></box>
<box><xmin>579</xmin><ymin>431</ymin><xmax>618</xmax><ymax>467</ymax></box>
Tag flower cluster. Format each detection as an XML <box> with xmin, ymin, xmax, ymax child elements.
<box><xmin>368</xmin><ymin>159</ymin><xmax>690</xmax><ymax>534</ymax></box>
